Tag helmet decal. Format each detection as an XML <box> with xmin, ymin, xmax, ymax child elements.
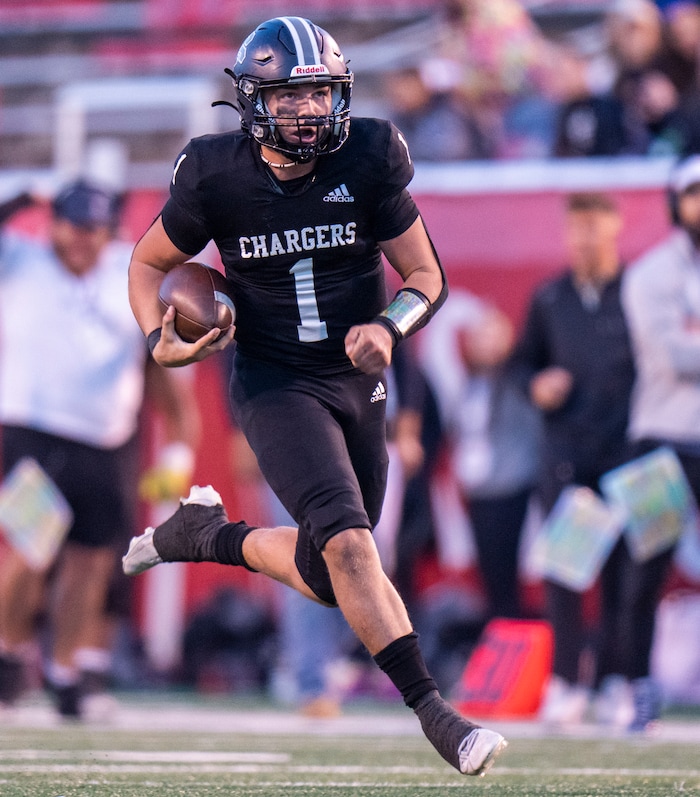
<box><xmin>235</xmin><ymin>31</ymin><xmax>254</xmax><ymax>65</ymax></box>
<box><xmin>290</xmin><ymin>64</ymin><xmax>331</xmax><ymax>78</ymax></box>
<box><xmin>277</xmin><ymin>16</ymin><xmax>323</xmax><ymax>71</ymax></box>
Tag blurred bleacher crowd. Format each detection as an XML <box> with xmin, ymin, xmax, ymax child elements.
<box><xmin>1</xmin><ymin>0</ymin><xmax>699</xmax><ymax>187</ymax></box>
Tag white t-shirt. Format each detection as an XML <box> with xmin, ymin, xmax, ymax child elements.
<box><xmin>623</xmin><ymin>229</ymin><xmax>700</xmax><ymax>446</ymax></box>
<box><xmin>0</xmin><ymin>231</ymin><xmax>147</xmax><ymax>448</ymax></box>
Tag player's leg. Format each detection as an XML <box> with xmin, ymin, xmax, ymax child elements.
<box><xmin>255</xmin><ymin>370</ymin><xmax>507</xmax><ymax>776</ymax></box>
<box><xmin>320</xmin><ymin>523</ymin><xmax>505</xmax><ymax>776</ymax></box>
<box><xmin>123</xmin><ymin>484</ymin><xmax>322</xmax><ymax>602</ymax></box>
<box><xmin>122</xmin><ymin>367</ymin><xmax>507</xmax><ymax>774</ymax></box>
<box><xmin>0</xmin><ymin>549</ymin><xmax>44</xmax><ymax>704</ymax></box>
<box><xmin>0</xmin><ymin>427</ymin><xmax>55</xmax><ymax>704</ymax></box>
<box><xmin>240</xmin><ymin>523</ymin><xmax>326</xmax><ymax>601</ymax></box>
<box><xmin>46</xmin><ymin>434</ymin><xmax>139</xmax><ymax>718</ymax></box>
<box><xmin>322</xmin><ymin>526</ymin><xmax>411</xmax><ymax>650</ymax></box>
<box><xmin>324</xmin><ymin>372</ymin><xmax>505</xmax><ymax>776</ymax></box>
<box><xmin>0</xmin><ymin>550</ymin><xmax>44</xmax><ymax>649</ymax></box>
<box><xmin>123</xmin><ymin>360</ymin><xmax>348</xmax><ymax>602</ymax></box>
<box><xmin>47</xmin><ymin>543</ymin><xmax>115</xmax><ymax>716</ymax></box>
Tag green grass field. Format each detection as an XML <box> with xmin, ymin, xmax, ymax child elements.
<box><xmin>1</xmin><ymin>693</ymin><xmax>699</xmax><ymax>797</ymax></box>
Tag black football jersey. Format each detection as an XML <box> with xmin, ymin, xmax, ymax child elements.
<box><xmin>160</xmin><ymin>118</ymin><xmax>419</xmax><ymax>375</ymax></box>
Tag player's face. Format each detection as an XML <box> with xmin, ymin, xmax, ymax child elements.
<box><xmin>677</xmin><ymin>183</ymin><xmax>700</xmax><ymax>241</ymax></box>
<box><xmin>51</xmin><ymin>218</ymin><xmax>112</xmax><ymax>276</ymax></box>
<box><xmin>263</xmin><ymin>84</ymin><xmax>333</xmax><ymax>147</ymax></box>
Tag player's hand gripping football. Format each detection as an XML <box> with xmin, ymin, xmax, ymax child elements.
<box><xmin>151</xmin><ymin>305</ymin><xmax>235</xmax><ymax>367</ymax></box>
<box><xmin>345</xmin><ymin>322</ymin><xmax>393</xmax><ymax>374</ymax></box>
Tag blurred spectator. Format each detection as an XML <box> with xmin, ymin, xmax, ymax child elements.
<box><xmin>508</xmin><ymin>192</ymin><xmax>638</xmax><ymax>726</ymax></box>
<box><xmin>547</xmin><ymin>0</ymin><xmax>693</xmax><ymax>158</ymax></box>
<box><xmin>441</xmin><ymin>0</ymin><xmax>549</xmax><ymax>100</ymax></box>
<box><xmin>621</xmin><ymin>154</ymin><xmax>700</xmax><ymax>730</ymax></box>
<box><xmin>551</xmin><ymin>45</ymin><xmax>632</xmax><ymax>157</ymax></box>
<box><xmin>438</xmin><ymin>0</ymin><xmax>557</xmax><ymax>158</ymax></box>
<box><xmin>618</xmin><ymin>66</ymin><xmax>685</xmax><ymax>154</ymax></box>
<box><xmin>592</xmin><ymin>0</ymin><xmax>700</xmax><ymax>155</ymax></box>
<box><xmin>613</xmin><ymin>63</ymin><xmax>700</xmax><ymax>155</ymax></box>
<box><xmin>387</xmin><ymin>60</ymin><xmax>491</xmax><ymax>161</ymax></box>
<box><xmin>442</xmin><ymin>297</ymin><xmax>542</xmax><ymax>619</ymax></box>
<box><xmin>605</xmin><ymin>0</ymin><xmax>665</xmax><ymax>80</ymax></box>
<box><xmin>392</xmin><ymin>345</ymin><xmax>444</xmax><ymax>611</ymax></box>
<box><xmin>0</xmin><ymin>180</ymin><xmax>198</xmax><ymax>720</ymax></box>
<box><xmin>656</xmin><ymin>0</ymin><xmax>700</xmax><ymax>97</ymax></box>
<box><xmin>376</xmin><ymin>343</ymin><xmax>433</xmax><ymax>580</ymax></box>
<box><xmin>593</xmin><ymin>0</ymin><xmax>700</xmax><ymax>155</ymax></box>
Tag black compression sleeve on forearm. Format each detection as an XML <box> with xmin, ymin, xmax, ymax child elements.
<box><xmin>374</xmin><ymin>288</ymin><xmax>433</xmax><ymax>346</ymax></box>
<box><xmin>373</xmin><ymin>225</ymin><xmax>448</xmax><ymax>347</ymax></box>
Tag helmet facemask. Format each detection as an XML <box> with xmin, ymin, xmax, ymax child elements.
<box><xmin>227</xmin><ymin>17</ymin><xmax>353</xmax><ymax>162</ymax></box>
<box><xmin>237</xmin><ymin>74</ymin><xmax>352</xmax><ymax>162</ymax></box>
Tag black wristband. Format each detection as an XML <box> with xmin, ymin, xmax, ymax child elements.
<box><xmin>372</xmin><ymin>315</ymin><xmax>402</xmax><ymax>347</ymax></box>
<box><xmin>147</xmin><ymin>327</ymin><xmax>162</xmax><ymax>355</ymax></box>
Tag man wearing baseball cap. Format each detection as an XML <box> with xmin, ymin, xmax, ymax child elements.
<box><xmin>0</xmin><ymin>178</ymin><xmax>197</xmax><ymax>719</ymax></box>
<box><xmin>52</xmin><ymin>178</ymin><xmax>122</xmax><ymax>231</ymax></box>
<box><xmin>621</xmin><ymin>153</ymin><xmax>700</xmax><ymax>730</ymax></box>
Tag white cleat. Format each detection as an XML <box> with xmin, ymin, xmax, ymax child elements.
<box><xmin>458</xmin><ymin>728</ymin><xmax>508</xmax><ymax>777</ymax></box>
<box><xmin>122</xmin><ymin>527</ymin><xmax>162</xmax><ymax>576</ymax></box>
<box><xmin>182</xmin><ymin>484</ymin><xmax>223</xmax><ymax>507</ymax></box>
<box><xmin>122</xmin><ymin>485</ymin><xmax>226</xmax><ymax>577</ymax></box>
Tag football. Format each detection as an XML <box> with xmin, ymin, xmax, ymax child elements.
<box><xmin>158</xmin><ymin>262</ymin><xmax>236</xmax><ymax>343</ymax></box>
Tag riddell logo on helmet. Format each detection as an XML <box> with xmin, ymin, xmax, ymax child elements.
<box><xmin>291</xmin><ymin>65</ymin><xmax>330</xmax><ymax>77</ymax></box>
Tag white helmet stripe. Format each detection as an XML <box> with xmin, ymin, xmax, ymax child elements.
<box><xmin>277</xmin><ymin>16</ymin><xmax>321</xmax><ymax>66</ymax></box>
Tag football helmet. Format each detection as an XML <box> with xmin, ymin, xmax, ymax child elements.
<box><xmin>228</xmin><ymin>16</ymin><xmax>353</xmax><ymax>162</ymax></box>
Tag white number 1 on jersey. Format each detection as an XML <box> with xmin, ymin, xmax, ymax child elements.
<box><xmin>290</xmin><ymin>258</ymin><xmax>328</xmax><ymax>342</ymax></box>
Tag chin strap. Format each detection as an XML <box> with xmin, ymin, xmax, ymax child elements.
<box><xmin>259</xmin><ymin>151</ymin><xmax>299</xmax><ymax>169</ymax></box>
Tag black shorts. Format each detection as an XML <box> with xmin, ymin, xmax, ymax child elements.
<box><xmin>1</xmin><ymin>425</ymin><xmax>139</xmax><ymax>549</ymax></box>
<box><xmin>230</xmin><ymin>355</ymin><xmax>389</xmax><ymax>605</ymax></box>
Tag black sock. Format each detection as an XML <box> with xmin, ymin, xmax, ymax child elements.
<box><xmin>372</xmin><ymin>632</ymin><xmax>437</xmax><ymax>709</ymax></box>
<box><xmin>213</xmin><ymin>521</ymin><xmax>258</xmax><ymax>571</ymax></box>
<box><xmin>373</xmin><ymin>632</ymin><xmax>479</xmax><ymax>772</ymax></box>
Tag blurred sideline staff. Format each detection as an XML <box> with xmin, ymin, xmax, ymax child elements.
<box><xmin>0</xmin><ymin>181</ymin><xmax>198</xmax><ymax>719</ymax></box>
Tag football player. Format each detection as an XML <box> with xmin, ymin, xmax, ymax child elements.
<box><xmin>125</xmin><ymin>16</ymin><xmax>507</xmax><ymax>776</ymax></box>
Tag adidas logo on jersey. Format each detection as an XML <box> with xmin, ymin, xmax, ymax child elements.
<box><xmin>370</xmin><ymin>381</ymin><xmax>387</xmax><ymax>403</ymax></box>
<box><xmin>324</xmin><ymin>184</ymin><xmax>354</xmax><ymax>203</ymax></box>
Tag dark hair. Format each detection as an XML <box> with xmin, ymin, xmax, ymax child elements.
<box><xmin>566</xmin><ymin>192</ymin><xmax>618</xmax><ymax>213</ymax></box>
